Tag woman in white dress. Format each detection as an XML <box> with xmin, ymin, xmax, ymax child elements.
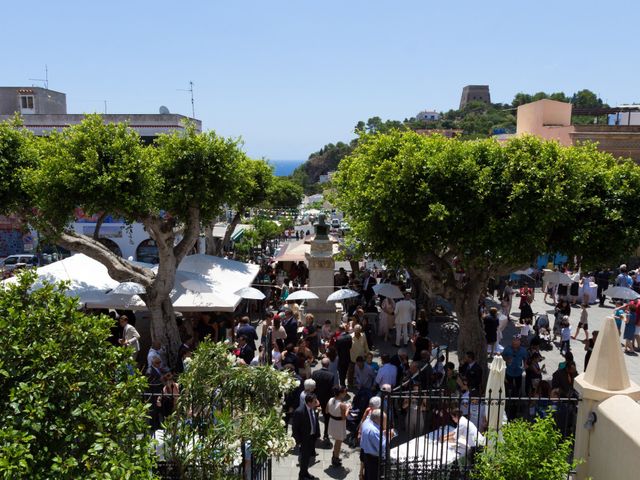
<box><xmin>501</xmin><ymin>281</ymin><xmax>514</xmax><ymax>318</ymax></box>
<box><xmin>379</xmin><ymin>296</ymin><xmax>395</xmax><ymax>342</ymax></box>
<box><xmin>327</xmin><ymin>386</ymin><xmax>350</xmax><ymax>467</ymax></box>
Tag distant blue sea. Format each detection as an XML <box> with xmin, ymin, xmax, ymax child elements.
<box><xmin>270</xmin><ymin>159</ymin><xmax>306</xmax><ymax>177</ymax></box>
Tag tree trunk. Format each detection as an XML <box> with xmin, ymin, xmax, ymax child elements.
<box><xmin>452</xmin><ymin>281</ymin><xmax>487</xmax><ymax>371</ymax></box>
<box><xmin>412</xmin><ymin>257</ymin><xmax>489</xmax><ymax>382</ymax></box>
<box><xmin>145</xmin><ymin>291</ymin><xmax>181</xmax><ymax>368</ymax></box>
<box><xmin>205</xmin><ymin>211</ymin><xmax>242</xmax><ymax>257</ymax></box>
<box><xmin>204</xmin><ymin>223</ymin><xmax>222</xmax><ymax>256</ymax></box>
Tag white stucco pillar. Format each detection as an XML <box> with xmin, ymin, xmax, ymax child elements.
<box><xmin>573</xmin><ymin>316</ymin><xmax>640</xmax><ymax>479</ymax></box>
<box><xmin>305</xmin><ymin>216</ymin><xmax>337</xmax><ymax>325</ymax></box>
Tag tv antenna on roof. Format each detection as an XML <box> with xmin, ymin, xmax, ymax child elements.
<box><xmin>29</xmin><ymin>64</ymin><xmax>49</xmax><ymax>89</ymax></box>
<box><xmin>178</xmin><ymin>81</ymin><xmax>195</xmax><ymax>118</ymax></box>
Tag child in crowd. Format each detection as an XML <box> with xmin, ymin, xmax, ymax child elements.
<box><xmin>573</xmin><ymin>304</ymin><xmax>589</xmax><ymax>342</ymax></box>
<box><xmin>519</xmin><ymin>318</ymin><xmax>534</xmax><ymax>345</ymax></box>
<box><xmin>560</xmin><ymin>318</ymin><xmax>572</xmax><ymax>356</ymax></box>
<box><xmin>320</xmin><ymin>320</ymin><xmax>334</xmax><ymax>354</ymax></box>
<box><xmin>365</xmin><ymin>352</ymin><xmax>379</xmax><ymax>372</ymax></box>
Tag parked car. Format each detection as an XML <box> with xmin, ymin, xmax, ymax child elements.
<box><xmin>340</xmin><ymin>221</ymin><xmax>351</xmax><ymax>231</ymax></box>
<box><xmin>0</xmin><ymin>254</ymin><xmax>40</xmax><ymax>274</ymax></box>
<box><xmin>331</xmin><ymin>218</ymin><xmax>341</xmax><ymax>229</ymax></box>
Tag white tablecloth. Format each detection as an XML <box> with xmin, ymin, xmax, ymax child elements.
<box><xmin>578</xmin><ymin>282</ymin><xmax>598</xmax><ymax>304</ymax></box>
<box><xmin>389</xmin><ymin>426</ymin><xmax>460</xmax><ymax>465</ymax></box>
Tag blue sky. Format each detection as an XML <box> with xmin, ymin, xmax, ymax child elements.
<box><xmin>2</xmin><ymin>0</ymin><xmax>638</xmax><ymax>159</ymax></box>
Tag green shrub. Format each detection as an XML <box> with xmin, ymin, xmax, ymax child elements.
<box><xmin>161</xmin><ymin>341</ymin><xmax>297</xmax><ymax>479</ymax></box>
<box><xmin>0</xmin><ymin>271</ymin><xmax>155</xmax><ymax>479</ymax></box>
<box><xmin>473</xmin><ymin>413</ymin><xmax>577</xmax><ymax>480</ymax></box>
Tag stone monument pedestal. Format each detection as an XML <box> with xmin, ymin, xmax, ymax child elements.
<box><xmin>306</xmin><ymin>215</ymin><xmax>338</xmax><ymax>325</ymax></box>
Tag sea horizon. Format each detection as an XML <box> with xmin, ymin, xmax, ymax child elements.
<box><xmin>268</xmin><ymin>159</ymin><xmax>306</xmax><ymax>177</ymax></box>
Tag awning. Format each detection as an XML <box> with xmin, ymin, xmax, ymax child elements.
<box><xmin>3</xmin><ymin>253</ymin><xmax>259</xmax><ymax>312</ymax></box>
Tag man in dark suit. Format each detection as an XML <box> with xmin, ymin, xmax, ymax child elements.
<box><xmin>282</xmin><ymin>308</ymin><xmax>299</xmax><ymax>347</ymax></box>
<box><xmin>334</xmin><ymin>326</ymin><xmax>353</xmax><ymax>387</ymax></box>
<box><xmin>459</xmin><ymin>351</ymin><xmax>483</xmax><ymax>394</ymax></box>
<box><xmin>311</xmin><ymin>357</ymin><xmax>338</xmax><ymax>442</ymax></box>
<box><xmin>361</xmin><ymin>270</ymin><xmax>377</xmax><ymax>304</ymax></box>
<box><xmin>236</xmin><ymin>335</ymin><xmax>255</xmax><ymax>365</ymax></box>
<box><xmin>236</xmin><ymin>316</ymin><xmax>258</xmax><ymax>348</ymax></box>
<box><xmin>292</xmin><ymin>393</ymin><xmax>320</xmax><ymax>480</ymax></box>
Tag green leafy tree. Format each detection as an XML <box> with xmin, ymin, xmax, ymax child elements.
<box><xmin>161</xmin><ymin>341</ymin><xmax>296</xmax><ymax>479</ymax></box>
<box><xmin>1</xmin><ymin>115</ymin><xmax>247</xmax><ymax>365</ymax></box>
<box><xmin>473</xmin><ymin>413</ymin><xmax>578</xmax><ymax>480</ymax></box>
<box><xmin>266</xmin><ymin>176</ymin><xmax>304</xmax><ymax>208</ymax></box>
<box><xmin>0</xmin><ymin>271</ymin><xmax>154</xmax><ymax>479</ymax></box>
<box><xmin>571</xmin><ymin>89</ymin><xmax>606</xmax><ymax>108</ymax></box>
<box><xmin>334</xmin><ymin>131</ymin><xmax>640</xmax><ymax>363</ymax></box>
<box><xmin>205</xmin><ymin>158</ymin><xmax>274</xmax><ymax>256</ymax></box>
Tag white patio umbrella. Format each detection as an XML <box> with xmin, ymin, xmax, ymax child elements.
<box><xmin>326</xmin><ymin>288</ymin><xmax>360</xmax><ymax>303</ymax></box>
<box><xmin>234</xmin><ymin>286</ymin><xmax>266</xmax><ymax>300</ymax></box>
<box><xmin>286</xmin><ymin>290</ymin><xmax>319</xmax><ymax>301</ymax></box>
<box><xmin>542</xmin><ymin>270</ymin><xmax>573</xmax><ymax>285</ymax></box>
<box><xmin>109</xmin><ymin>282</ymin><xmax>146</xmax><ymax>295</ymax></box>
<box><xmin>485</xmin><ymin>355</ymin><xmax>507</xmax><ymax>439</ymax></box>
<box><xmin>372</xmin><ymin>283</ymin><xmax>404</xmax><ymax>299</ymax></box>
<box><xmin>603</xmin><ymin>286</ymin><xmax>640</xmax><ymax>301</ymax></box>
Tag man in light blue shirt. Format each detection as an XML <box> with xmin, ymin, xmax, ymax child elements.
<box><xmin>374</xmin><ymin>354</ymin><xmax>397</xmax><ymax>389</ymax></box>
<box><xmin>360</xmin><ymin>409</ymin><xmax>386</xmax><ymax>480</ymax></box>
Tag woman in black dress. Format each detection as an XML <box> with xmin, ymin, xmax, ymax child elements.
<box><xmin>569</xmin><ymin>280</ymin><xmax>580</xmax><ymax>305</ymax></box>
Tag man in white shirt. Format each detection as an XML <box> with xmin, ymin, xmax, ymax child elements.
<box><xmin>394</xmin><ymin>292</ymin><xmax>416</xmax><ymax>347</ymax></box>
<box><xmin>147</xmin><ymin>340</ymin><xmax>168</xmax><ymax>373</ymax></box>
<box><xmin>442</xmin><ymin>408</ymin><xmax>485</xmax><ymax>458</ymax></box>
<box><xmin>374</xmin><ymin>354</ymin><xmax>397</xmax><ymax>389</ymax></box>
<box><xmin>118</xmin><ymin>315</ymin><xmax>140</xmax><ymax>358</ymax></box>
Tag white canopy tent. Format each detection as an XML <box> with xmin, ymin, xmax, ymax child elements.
<box><xmin>3</xmin><ymin>253</ymin><xmax>260</xmax><ymax>312</ymax></box>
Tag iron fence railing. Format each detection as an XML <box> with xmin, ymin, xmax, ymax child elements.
<box><xmin>143</xmin><ymin>388</ymin><xmax>272</xmax><ymax>480</ymax></box>
<box><xmin>377</xmin><ymin>388</ymin><xmax>579</xmax><ymax>480</ymax></box>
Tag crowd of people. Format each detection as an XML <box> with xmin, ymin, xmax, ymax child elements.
<box><xmin>101</xmin><ymin>257</ymin><xmax>640</xmax><ymax>480</ymax></box>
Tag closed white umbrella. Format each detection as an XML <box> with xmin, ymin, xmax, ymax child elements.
<box><xmin>326</xmin><ymin>288</ymin><xmax>360</xmax><ymax>303</ymax></box>
<box><xmin>372</xmin><ymin>283</ymin><xmax>404</xmax><ymax>299</ymax></box>
<box><xmin>542</xmin><ymin>270</ymin><xmax>573</xmax><ymax>285</ymax></box>
<box><xmin>485</xmin><ymin>356</ymin><xmax>507</xmax><ymax>439</ymax></box>
<box><xmin>603</xmin><ymin>286</ymin><xmax>640</xmax><ymax>301</ymax></box>
<box><xmin>234</xmin><ymin>286</ymin><xmax>266</xmax><ymax>300</ymax></box>
<box><xmin>286</xmin><ymin>290</ymin><xmax>319</xmax><ymax>301</ymax></box>
<box><xmin>109</xmin><ymin>282</ymin><xmax>146</xmax><ymax>295</ymax></box>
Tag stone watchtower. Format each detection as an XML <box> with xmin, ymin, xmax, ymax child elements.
<box><xmin>459</xmin><ymin>85</ymin><xmax>491</xmax><ymax>109</ymax></box>
<box><xmin>305</xmin><ymin>214</ymin><xmax>336</xmax><ymax>324</ymax></box>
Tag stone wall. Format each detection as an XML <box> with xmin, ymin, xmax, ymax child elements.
<box><xmin>571</xmin><ymin>125</ymin><xmax>640</xmax><ymax>162</ymax></box>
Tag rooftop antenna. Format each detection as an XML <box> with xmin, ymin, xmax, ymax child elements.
<box><xmin>29</xmin><ymin>64</ymin><xmax>49</xmax><ymax>89</ymax></box>
<box><xmin>178</xmin><ymin>81</ymin><xmax>195</xmax><ymax>118</ymax></box>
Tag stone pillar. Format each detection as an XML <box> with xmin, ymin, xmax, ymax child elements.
<box><xmin>573</xmin><ymin>316</ymin><xmax>640</xmax><ymax>479</ymax></box>
<box><xmin>305</xmin><ymin>215</ymin><xmax>336</xmax><ymax>325</ymax></box>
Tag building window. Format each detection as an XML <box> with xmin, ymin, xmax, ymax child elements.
<box><xmin>136</xmin><ymin>239</ymin><xmax>159</xmax><ymax>264</ymax></box>
<box><xmin>20</xmin><ymin>95</ymin><xmax>35</xmax><ymax>113</ymax></box>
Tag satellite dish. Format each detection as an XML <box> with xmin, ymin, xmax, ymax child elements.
<box><xmin>159</xmin><ymin>105</ymin><xmax>170</xmax><ymax>114</ymax></box>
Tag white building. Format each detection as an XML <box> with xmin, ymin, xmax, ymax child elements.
<box><xmin>416</xmin><ymin>110</ymin><xmax>441</xmax><ymax>122</ymax></box>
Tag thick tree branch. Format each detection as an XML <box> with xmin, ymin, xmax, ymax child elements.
<box><xmin>222</xmin><ymin>210</ymin><xmax>242</xmax><ymax>254</ymax></box>
<box><xmin>92</xmin><ymin>212</ymin><xmax>107</xmax><ymax>240</ymax></box>
<box><xmin>57</xmin><ymin>230</ymin><xmax>153</xmax><ymax>285</ymax></box>
<box><xmin>174</xmin><ymin>205</ymin><xmax>200</xmax><ymax>263</ymax></box>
